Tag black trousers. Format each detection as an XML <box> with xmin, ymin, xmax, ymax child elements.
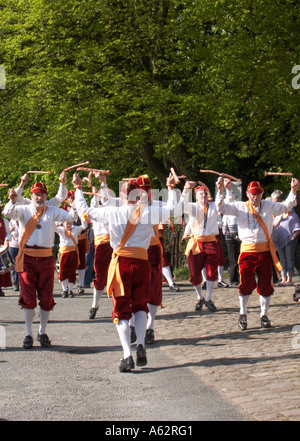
<box><xmin>225</xmin><ymin>240</ymin><xmax>241</xmax><ymax>284</ymax></box>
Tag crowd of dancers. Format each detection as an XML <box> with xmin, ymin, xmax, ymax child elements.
<box><xmin>0</xmin><ymin>167</ymin><xmax>299</xmax><ymax>372</ymax></box>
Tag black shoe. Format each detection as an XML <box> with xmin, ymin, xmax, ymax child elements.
<box><xmin>205</xmin><ymin>300</ymin><xmax>217</xmax><ymax>312</ymax></box>
<box><xmin>261</xmin><ymin>315</ymin><xmax>271</xmax><ymax>328</ymax></box>
<box><xmin>0</xmin><ymin>289</ymin><xmax>5</xmax><ymax>297</ymax></box>
<box><xmin>136</xmin><ymin>344</ymin><xmax>147</xmax><ymax>366</ymax></box>
<box><xmin>169</xmin><ymin>284</ymin><xmax>180</xmax><ymax>292</ymax></box>
<box><xmin>62</xmin><ymin>290</ymin><xmax>68</xmax><ymax>298</ymax></box>
<box><xmin>238</xmin><ymin>314</ymin><xmax>247</xmax><ymax>331</ymax></box>
<box><xmin>293</xmin><ymin>292</ymin><xmax>300</xmax><ymax>304</ymax></box>
<box><xmin>145</xmin><ymin>329</ymin><xmax>155</xmax><ymax>344</ymax></box>
<box><xmin>13</xmin><ymin>284</ymin><xmax>19</xmax><ymax>292</ymax></box>
<box><xmin>89</xmin><ymin>307</ymin><xmax>98</xmax><ymax>319</ymax></box>
<box><xmin>78</xmin><ymin>286</ymin><xmax>84</xmax><ymax>294</ymax></box>
<box><xmin>23</xmin><ymin>335</ymin><xmax>33</xmax><ymax>349</ymax></box>
<box><xmin>218</xmin><ymin>280</ymin><xmax>229</xmax><ymax>288</ymax></box>
<box><xmin>195</xmin><ymin>298</ymin><xmax>205</xmax><ymax>312</ymax></box>
<box><xmin>69</xmin><ymin>291</ymin><xmax>74</xmax><ymax>298</ymax></box>
<box><xmin>130</xmin><ymin>326</ymin><xmax>137</xmax><ymax>344</ymax></box>
<box><xmin>37</xmin><ymin>333</ymin><xmax>52</xmax><ymax>348</ymax></box>
<box><xmin>119</xmin><ymin>355</ymin><xmax>135</xmax><ymax>372</ymax></box>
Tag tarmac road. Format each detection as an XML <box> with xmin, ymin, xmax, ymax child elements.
<box><xmin>0</xmin><ymin>280</ymin><xmax>246</xmax><ymax>423</ymax></box>
<box><xmin>1</xmin><ymin>278</ymin><xmax>300</xmax><ymax>423</ymax></box>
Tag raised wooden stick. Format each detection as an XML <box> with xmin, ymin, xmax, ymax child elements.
<box><xmin>170</xmin><ymin>168</ymin><xmax>186</xmax><ymax>184</ymax></box>
<box><xmin>0</xmin><ymin>184</ymin><xmax>8</xmax><ymax>187</ymax></box>
<box><xmin>27</xmin><ymin>171</ymin><xmax>51</xmax><ymax>174</ymax></box>
<box><xmin>76</xmin><ymin>167</ymin><xmax>110</xmax><ymax>174</ymax></box>
<box><xmin>265</xmin><ymin>172</ymin><xmax>293</xmax><ymax>176</ymax></box>
<box><xmin>200</xmin><ymin>169</ymin><xmax>241</xmax><ymax>182</ymax></box>
<box><xmin>63</xmin><ymin>161</ymin><xmax>90</xmax><ymax>172</ymax></box>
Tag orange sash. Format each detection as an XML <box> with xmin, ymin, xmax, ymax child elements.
<box><xmin>15</xmin><ymin>206</ymin><xmax>49</xmax><ymax>273</ymax></box>
<box><xmin>185</xmin><ymin>234</ymin><xmax>217</xmax><ymax>256</ymax></box>
<box><xmin>243</xmin><ymin>201</ymin><xmax>282</xmax><ymax>277</ymax></box>
<box><xmin>94</xmin><ymin>234</ymin><xmax>110</xmax><ymax>246</ymax></box>
<box><xmin>107</xmin><ymin>205</ymin><xmax>146</xmax><ymax>298</ymax></box>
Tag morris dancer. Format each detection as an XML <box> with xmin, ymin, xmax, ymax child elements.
<box><xmin>216</xmin><ymin>177</ymin><xmax>299</xmax><ymax>330</ymax></box>
<box><xmin>0</xmin><ymin>204</ymin><xmax>12</xmax><ymax>296</ymax></box>
<box><xmin>3</xmin><ymin>182</ymin><xmax>77</xmax><ymax>349</ymax></box>
<box><xmin>66</xmin><ymin>190</ymin><xmax>88</xmax><ymax>293</ymax></box>
<box><xmin>55</xmin><ymin>220</ymin><xmax>86</xmax><ymax>298</ymax></box>
<box><xmin>72</xmin><ymin>172</ymin><xmax>176</xmax><ymax>372</ymax></box>
<box><xmin>88</xmin><ymin>180</ymin><xmax>113</xmax><ymax>320</ymax></box>
<box><xmin>180</xmin><ymin>182</ymin><xmax>220</xmax><ymax>313</ymax></box>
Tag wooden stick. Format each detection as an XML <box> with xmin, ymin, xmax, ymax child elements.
<box><xmin>76</xmin><ymin>167</ymin><xmax>110</xmax><ymax>174</ymax></box>
<box><xmin>27</xmin><ymin>171</ymin><xmax>51</xmax><ymax>174</ymax></box>
<box><xmin>200</xmin><ymin>169</ymin><xmax>241</xmax><ymax>182</ymax></box>
<box><xmin>63</xmin><ymin>161</ymin><xmax>90</xmax><ymax>172</ymax></box>
<box><xmin>170</xmin><ymin>168</ymin><xmax>179</xmax><ymax>184</ymax></box>
<box><xmin>0</xmin><ymin>184</ymin><xmax>8</xmax><ymax>187</ymax></box>
<box><xmin>265</xmin><ymin>172</ymin><xmax>293</xmax><ymax>176</ymax></box>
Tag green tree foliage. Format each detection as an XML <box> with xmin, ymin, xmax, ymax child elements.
<box><xmin>0</xmin><ymin>0</ymin><xmax>299</xmax><ymax>199</ymax></box>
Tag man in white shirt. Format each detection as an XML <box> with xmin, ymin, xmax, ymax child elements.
<box><xmin>72</xmin><ymin>172</ymin><xmax>176</xmax><ymax>372</ymax></box>
<box><xmin>3</xmin><ymin>182</ymin><xmax>77</xmax><ymax>349</ymax></box>
<box><xmin>216</xmin><ymin>177</ymin><xmax>299</xmax><ymax>330</ymax></box>
<box><xmin>179</xmin><ymin>182</ymin><xmax>220</xmax><ymax>313</ymax></box>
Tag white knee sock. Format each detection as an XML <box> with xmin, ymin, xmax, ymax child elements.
<box><xmin>116</xmin><ymin>320</ymin><xmax>131</xmax><ymax>359</ymax></box>
<box><xmin>260</xmin><ymin>295</ymin><xmax>271</xmax><ymax>317</ymax></box>
<box><xmin>39</xmin><ymin>309</ymin><xmax>50</xmax><ymax>335</ymax></box>
<box><xmin>24</xmin><ymin>308</ymin><xmax>35</xmax><ymax>336</ymax></box>
<box><xmin>202</xmin><ymin>268</ymin><xmax>207</xmax><ymax>282</ymax></box>
<box><xmin>91</xmin><ymin>288</ymin><xmax>103</xmax><ymax>308</ymax></box>
<box><xmin>134</xmin><ymin>310</ymin><xmax>147</xmax><ymax>346</ymax></box>
<box><xmin>239</xmin><ymin>295</ymin><xmax>250</xmax><ymax>315</ymax></box>
<box><xmin>129</xmin><ymin>315</ymin><xmax>135</xmax><ymax>327</ymax></box>
<box><xmin>147</xmin><ymin>304</ymin><xmax>159</xmax><ymax>330</ymax></box>
<box><xmin>162</xmin><ymin>266</ymin><xmax>174</xmax><ymax>286</ymax></box>
<box><xmin>78</xmin><ymin>269</ymin><xmax>85</xmax><ymax>287</ymax></box>
<box><xmin>61</xmin><ymin>279</ymin><xmax>68</xmax><ymax>291</ymax></box>
<box><xmin>205</xmin><ymin>280</ymin><xmax>214</xmax><ymax>301</ymax></box>
<box><xmin>194</xmin><ymin>283</ymin><xmax>203</xmax><ymax>300</ymax></box>
<box><xmin>68</xmin><ymin>282</ymin><xmax>74</xmax><ymax>292</ymax></box>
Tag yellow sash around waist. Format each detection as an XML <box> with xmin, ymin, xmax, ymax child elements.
<box><xmin>15</xmin><ymin>206</ymin><xmax>49</xmax><ymax>273</ymax></box>
<box><xmin>94</xmin><ymin>234</ymin><xmax>110</xmax><ymax>246</ymax></box>
<box><xmin>59</xmin><ymin>245</ymin><xmax>80</xmax><ymax>266</ymax></box>
<box><xmin>185</xmin><ymin>235</ymin><xmax>217</xmax><ymax>256</ymax></box>
<box><xmin>244</xmin><ymin>201</ymin><xmax>282</xmax><ymax>277</ymax></box>
<box><xmin>240</xmin><ymin>242</ymin><xmax>269</xmax><ymax>254</ymax></box>
<box><xmin>59</xmin><ymin>245</ymin><xmax>76</xmax><ymax>254</ymax></box>
<box><xmin>16</xmin><ymin>247</ymin><xmax>52</xmax><ymax>272</ymax></box>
